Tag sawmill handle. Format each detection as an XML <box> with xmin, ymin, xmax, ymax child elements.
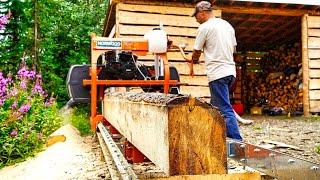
<box><xmin>171</xmin><ymin>44</ymin><xmax>194</xmax><ymax>77</ymax></box>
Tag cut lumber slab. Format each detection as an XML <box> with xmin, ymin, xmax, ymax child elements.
<box><xmin>119</xmin><ymin>35</ymin><xmax>197</xmax><ymax>52</ymax></box>
<box><xmin>180</xmin><ymin>86</ymin><xmax>211</xmax><ymax>97</ymax></box>
<box><xmin>308</xmin><ymin>29</ymin><xmax>320</xmax><ymax>37</ymax></box>
<box><xmin>262</xmin><ymin>140</ymin><xmax>302</xmax><ymax>151</ymax></box>
<box><xmin>119</xmin><ymin>24</ymin><xmax>197</xmax><ymax>37</ymax></box>
<box><xmin>117</xmin><ymin>3</ymin><xmax>222</xmax><ymax>17</ymax></box>
<box><xmin>309</xmin><ymin>79</ymin><xmax>320</xmax><ymax>89</ymax></box>
<box><xmin>118</xmin><ymin>11</ymin><xmax>199</xmax><ymax>27</ymax></box>
<box><xmin>310</xmin><ymin>100</ymin><xmax>320</xmax><ymax>112</ymax></box>
<box><xmin>172</xmin><ymin>62</ymin><xmax>206</xmax><ymax>75</ymax></box>
<box><xmin>308</xmin><ymin>49</ymin><xmax>320</xmax><ymax>59</ymax></box>
<box><xmin>137</xmin><ymin>52</ymin><xmax>204</xmax><ymax>61</ymax></box>
<box><xmin>309</xmin><ymin>60</ymin><xmax>320</xmax><ymax>68</ymax></box>
<box><xmin>308</xmin><ymin>16</ymin><xmax>320</xmax><ymax>28</ymax></box>
<box><xmin>103</xmin><ymin>92</ymin><xmax>226</xmax><ymax>176</ymax></box>
<box><xmin>310</xmin><ymin>69</ymin><xmax>320</xmax><ymax>78</ymax></box>
<box><xmin>310</xmin><ymin>90</ymin><xmax>320</xmax><ymax>100</ymax></box>
<box><xmin>308</xmin><ymin>37</ymin><xmax>320</xmax><ymax>48</ymax></box>
<box><xmin>179</xmin><ymin>75</ymin><xmax>208</xmax><ymax>86</ymax></box>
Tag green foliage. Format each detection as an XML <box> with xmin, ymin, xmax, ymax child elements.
<box><xmin>316</xmin><ymin>144</ymin><xmax>320</xmax><ymax>154</ymax></box>
<box><xmin>0</xmin><ymin>67</ymin><xmax>62</xmax><ymax>168</ymax></box>
<box><xmin>70</xmin><ymin>105</ymin><xmax>92</xmax><ymax>136</ymax></box>
<box><xmin>1</xmin><ymin>0</ymin><xmax>107</xmax><ymax>106</ymax></box>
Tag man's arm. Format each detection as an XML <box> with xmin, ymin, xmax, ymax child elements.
<box><xmin>191</xmin><ymin>49</ymin><xmax>202</xmax><ymax>63</ymax></box>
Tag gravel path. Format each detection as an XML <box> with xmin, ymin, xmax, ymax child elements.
<box><xmin>0</xmin><ymin>125</ymin><xmax>110</xmax><ymax>180</ymax></box>
<box><xmin>240</xmin><ymin>115</ymin><xmax>320</xmax><ymax>164</ymax></box>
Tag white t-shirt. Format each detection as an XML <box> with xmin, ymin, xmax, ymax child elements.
<box><xmin>194</xmin><ymin>17</ymin><xmax>237</xmax><ymax>82</ymax></box>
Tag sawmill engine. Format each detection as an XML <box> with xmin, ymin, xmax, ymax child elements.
<box><xmin>66</xmin><ymin>50</ymin><xmax>180</xmax><ymax>105</ymax></box>
<box><xmin>100</xmin><ymin>51</ymin><xmax>149</xmax><ymax>80</ymax></box>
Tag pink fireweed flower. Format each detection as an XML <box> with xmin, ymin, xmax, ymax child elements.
<box><xmin>44</xmin><ymin>96</ymin><xmax>55</xmax><ymax>107</ymax></box>
<box><xmin>17</xmin><ymin>67</ymin><xmax>28</xmax><ymax>79</ymax></box>
<box><xmin>0</xmin><ymin>72</ymin><xmax>9</xmax><ymax>98</ymax></box>
<box><xmin>9</xmin><ymin>87</ymin><xmax>18</xmax><ymax>97</ymax></box>
<box><xmin>20</xmin><ymin>80</ymin><xmax>27</xmax><ymax>89</ymax></box>
<box><xmin>27</xmin><ymin>70</ymin><xmax>36</xmax><ymax>79</ymax></box>
<box><xmin>32</xmin><ymin>83</ymin><xmax>44</xmax><ymax>95</ymax></box>
<box><xmin>36</xmin><ymin>74</ymin><xmax>42</xmax><ymax>80</ymax></box>
<box><xmin>18</xmin><ymin>104</ymin><xmax>31</xmax><ymax>114</ymax></box>
<box><xmin>0</xmin><ymin>15</ymin><xmax>8</xmax><ymax>30</ymax></box>
<box><xmin>10</xmin><ymin>130</ymin><xmax>18</xmax><ymax>138</ymax></box>
<box><xmin>11</xmin><ymin>101</ymin><xmax>18</xmax><ymax>109</ymax></box>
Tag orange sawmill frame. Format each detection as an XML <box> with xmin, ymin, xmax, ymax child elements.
<box><xmin>84</xmin><ymin>34</ymin><xmax>180</xmax><ymax>131</ymax></box>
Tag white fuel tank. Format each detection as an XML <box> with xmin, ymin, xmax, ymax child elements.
<box><xmin>144</xmin><ymin>28</ymin><xmax>167</xmax><ymax>53</ymax></box>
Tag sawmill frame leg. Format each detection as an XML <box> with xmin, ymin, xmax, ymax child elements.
<box><xmin>125</xmin><ymin>141</ymin><xmax>147</xmax><ymax>163</ymax></box>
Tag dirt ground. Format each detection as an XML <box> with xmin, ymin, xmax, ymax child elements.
<box><xmin>240</xmin><ymin>115</ymin><xmax>320</xmax><ymax>164</ymax></box>
<box><xmin>0</xmin><ymin>115</ymin><xmax>319</xmax><ymax>180</ymax></box>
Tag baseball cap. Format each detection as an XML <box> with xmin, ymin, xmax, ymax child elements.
<box><xmin>191</xmin><ymin>1</ymin><xmax>213</xmax><ymax>17</ymax></box>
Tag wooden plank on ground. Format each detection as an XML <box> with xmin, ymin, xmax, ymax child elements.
<box><xmin>180</xmin><ymin>86</ymin><xmax>210</xmax><ymax>97</ymax></box>
<box><xmin>180</xmin><ymin>75</ymin><xmax>208</xmax><ymax>86</ymax></box>
<box><xmin>119</xmin><ymin>11</ymin><xmax>199</xmax><ymax>27</ymax></box>
<box><xmin>310</xmin><ymin>69</ymin><xmax>320</xmax><ymax>78</ymax></box>
<box><xmin>308</xmin><ymin>37</ymin><xmax>320</xmax><ymax>48</ymax></box>
<box><xmin>309</xmin><ymin>60</ymin><xmax>320</xmax><ymax>68</ymax></box>
<box><xmin>309</xmin><ymin>90</ymin><xmax>320</xmax><ymax>100</ymax></box>
<box><xmin>119</xmin><ymin>24</ymin><xmax>197</xmax><ymax>37</ymax></box>
<box><xmin>308</xmin><ymin>49</ymin><xmax>320</xmax><ymax>59</ymax></box>
<box><xmin>310</xmin><ymin>100</ymin><xmax>320</xmax><ymax>112</ymax></box>
<box><xmin>308</xmin><ymin>29</ymin><xmax>320</xmax><ymax>37</ymax></box>
<box><xmin>308</xmin><ymin>16</ymin><xmax>320</xmax><ymax>28</ymax></box>
<box><xmin>309</xmin><ymin>79</ymin><xmax>320</xmax><ymax>89</ymax></box>
<box><xmin>150</xmin><ymin>173</ymin><xmax>261</xmax><ymax>180</ymax></box>
<box><xmin>103</xmin><ymin>93</ymin><xmax>226</xmax><ymax>176</ymax></box>
<box><xmin>117</xmin><ymin>3</ymin><xmax>222</xmax><ymax>17</ymax></box>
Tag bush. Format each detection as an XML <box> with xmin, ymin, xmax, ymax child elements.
<box><xmin>70</xmin><ymin>105</ymin><xmax>92</xmax><ymax>136</ymax></box>
<box><xmin>0</xmin><ymin>64</ymin><xmax>62</xmax><ymax>168</ymax></box>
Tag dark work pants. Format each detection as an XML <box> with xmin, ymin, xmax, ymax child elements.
<box><xmin>209</xmin><ymin>75</ymin><xmax>242</xmax><ymax>140</ymax></box>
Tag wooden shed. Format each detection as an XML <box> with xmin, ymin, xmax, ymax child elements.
<box><xmin>102</xmin><ymin>0</ymin><xmax>320</xmax><ymax>116</ymax></box>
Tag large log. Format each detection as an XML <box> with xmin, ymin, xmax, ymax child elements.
<box><xmin>103</xmin><ymin>92</ymin><xmax>226</xmax><ymax>176</ymax></box>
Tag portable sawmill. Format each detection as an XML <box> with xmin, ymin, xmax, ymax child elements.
<box><xmin>66</xmin><ymin>28</ymin><xmax>320</xmax><ymax>179</ymax></box>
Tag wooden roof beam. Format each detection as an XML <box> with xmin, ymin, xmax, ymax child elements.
<box><xmin>217</xmin><ymin>5</ymin><xmax>317</xmax><ymax>16</ymax></box>
<box><xmin>261</xmin><ymin>18</ymin><xmax>298</xmax><ymax>42</ymax></box>
<box><xmin>227</xmin><ymin>16</ymin><xmax>275</xmax><ymax>23</ymax></box>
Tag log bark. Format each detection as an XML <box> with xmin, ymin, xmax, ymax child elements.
<box><xmin>103</xmin><ymin>92</ymin><xmax>227</xmax><ymax>176</ymax></box>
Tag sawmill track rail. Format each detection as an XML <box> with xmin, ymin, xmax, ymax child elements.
<box><xmin>97</xmin><ymin>123</ymin><xmax>138</xmax><ymax>180</ymax></box>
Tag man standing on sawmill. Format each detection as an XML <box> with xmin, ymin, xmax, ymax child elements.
<box><xmin>191</xmin><ymin>1</ymin><xmax>242</xmax><ymax>140</ymax></box>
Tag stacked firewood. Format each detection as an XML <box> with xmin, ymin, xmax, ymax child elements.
<box><xmin>245</xmin><ymin>43</ymin><xmax>303</xmax><ymax>113</ymax></box>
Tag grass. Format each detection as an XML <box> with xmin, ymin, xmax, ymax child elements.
<box><xmin>69</xmin><ymin>105</ymin><xmax>92</xmax><ymax>136</ymax></box>
<box><xmin>316</xmin><ymin>144</ymin><xmax>320</xmax><ymax>154</ymax></box>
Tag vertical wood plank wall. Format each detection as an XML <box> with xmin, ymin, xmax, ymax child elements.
<box><xmin>114</xmin><ymin>3</ymin><xmax>221</xmax><ymax>99</ymax></box>
<box><xmin>307</xmin><ymin>16</ymin><xmax>320</xmax><ymax>113</ymax></box>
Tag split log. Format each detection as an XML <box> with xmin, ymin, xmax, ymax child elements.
<box><xmin>103</xmin><ymin>92</ymin><xmax>227</xmax><ymax>176</ymax></box>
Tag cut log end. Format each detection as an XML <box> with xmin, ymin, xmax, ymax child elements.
<box><xmin>103</xmin><ymin>92</ymin><xmax>227</xmax><ymax>176</ymax></box>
